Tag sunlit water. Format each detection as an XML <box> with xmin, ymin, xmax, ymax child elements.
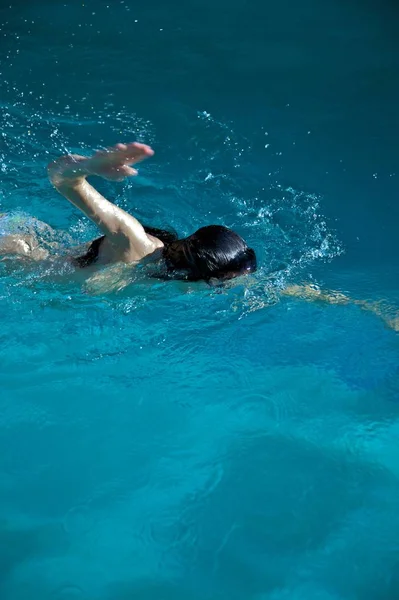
<box><xmin>1</xmin><ymin>1</ymin><xmax>399</xmax><ymax>599</ymax></box>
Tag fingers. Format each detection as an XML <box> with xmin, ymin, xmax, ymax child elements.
<box><xmin>121</xmin><ymin>143</ymin><xmax>155</xmax><ymax>163</ymax></box>
<box><xmin>89</xmin><ymin>142</ymin><xmax>153</xmax><ymax>179</ymax></box>
<box><xmin>103</xmin><ymin>165</ymin><xmax>138</xmax><ymax>181</ymax></box>
<box><xmin>108</xmin><ymin>142</ymin><xmax>154</xmax><ymax>160</ymax></box>
<box><xmin>129</xmin><ymin>142</ymin><xmax>154</xmax><ymax>157</ymax></box>
<box><xmin>124</xmin><ymin>166</ymin><xmax>138</xmax><ymax>176</ymax></box>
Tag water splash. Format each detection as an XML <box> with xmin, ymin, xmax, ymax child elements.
<box><xmin>0</xmin><ymin>98</ymin><xmax>343</xmax><ymax>320</ymax></box>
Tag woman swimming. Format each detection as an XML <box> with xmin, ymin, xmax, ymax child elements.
<box><xmin>1</xmin><ymin>141</ymin><xmax>257</xmax><ymax>282</ymax></box>
<box><xmin>1</xmin><ymin>140</ymin><xmax>397</xmax><ymax>329</ymax></box>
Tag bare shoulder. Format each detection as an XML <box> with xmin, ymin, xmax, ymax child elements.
<box><xmin>97</xmin><ymin>233</ymin><xmax>163</xmax><ymax>265</ymax></box>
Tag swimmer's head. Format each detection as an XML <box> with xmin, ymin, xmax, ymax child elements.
<box><xmin>162</xmin><ymin>225</ymin><xmax>257</xmax><ymax>282</ymax></box>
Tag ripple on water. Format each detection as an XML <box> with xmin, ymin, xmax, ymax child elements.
<box><xmin>105</xmin><ymin>579</ymin><xmax>199</xmax><ymax>600</ymax></box>
<box><xmin>50</xmin><ymin>585</ymin><xmax>86</xmax><ymax>600</ymax></box>
<box><xmin>265</xmin><ymin>586</ymin><xmax>343</xmax><ymax>600</ymax></box>
<box><xmin>235</xmin><ymin>391</ymin><xmax>284</xmax><ymax>426</ymax></box>
<box><xmin>146</xmin><ymin>508</ymin><xmax>199</xmax><ymax>552</ymax></box>
<box><xmin>62</xmin><ymin>504</ymin><xmax>95</xmax><ymax>537</ymax></box>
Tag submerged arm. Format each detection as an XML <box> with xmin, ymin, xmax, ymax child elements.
<box><xmin>282</xmin><ymin>283</ymin><xmax>399</xmax><ymax>331</ymax></box>
<box><xmin>48</xmin><ymin>142</ymin><xmax>161</xmax><ymax>262</ymax></box>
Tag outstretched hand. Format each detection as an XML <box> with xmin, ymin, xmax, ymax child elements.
<box><xmin>85</xmin><ymin>142</ymin><xmax>154</xmax><ymax>181</ymax></box>
<box><xmin>48</xmin><ymin>142</ymin><xmax>154</xmax><ymax>185</ymax></box>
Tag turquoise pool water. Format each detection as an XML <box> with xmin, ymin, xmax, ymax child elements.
<box><xmin>1</xmin><ymin>1</ymin><xmax>399</xmax><ymax>599</ymax></box>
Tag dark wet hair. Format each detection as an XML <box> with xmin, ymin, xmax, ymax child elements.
<box><xmin>75</xmin><ymin>224</ymin><xmax>256</xmax><ymax>283</ymax></box>
<box><xmin>162</xmin><ymin>225</ymin><xmax>257</xmax><ymax>282</ymax></box>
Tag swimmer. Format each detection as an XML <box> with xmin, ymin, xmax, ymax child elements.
<box><xmin>0</xmin><ymin>140</ymin><xmax>397</xmax><ymax>329</ymax></box>
<box><xmin>15</xmin><ymin>141</ymin><xmax>255</xmax><ymax>282</ymax></box>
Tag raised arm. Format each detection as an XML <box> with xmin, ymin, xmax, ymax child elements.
<box><xmin>47</xmin><ymin>142</ymin><xmax>162</xmax><ymax>262</ymax></box>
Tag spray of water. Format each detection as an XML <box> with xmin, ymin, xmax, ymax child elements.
<box><xmin>0</xmin><ymin>98</ymin><xmax>343</xmax><ymax>315</ymax></box>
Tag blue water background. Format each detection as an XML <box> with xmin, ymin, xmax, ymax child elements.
<box><xmin>1</xmin><ymin>1</ymin><xmax>399</xmax><ymax>599</ymax></box>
